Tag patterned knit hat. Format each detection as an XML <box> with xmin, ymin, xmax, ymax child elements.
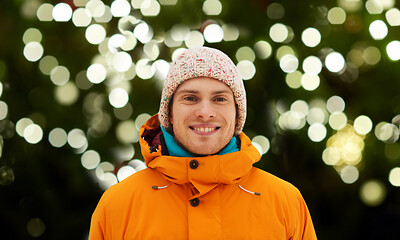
<box><xmin>159</xmin><ymin>47</ymin><xmax>246</xmax><ymax>135</ymax></box>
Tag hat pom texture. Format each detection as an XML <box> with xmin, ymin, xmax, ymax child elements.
<box><xmin>159</xmin><ymin>47</ymin><xmax>246</xmax><ymax>135</ymax></box>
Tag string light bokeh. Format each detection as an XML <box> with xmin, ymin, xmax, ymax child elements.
<box><xmin>1</xmin><ymin>0</ymin><xmax>400</xmax><ymax>238</ymax></box>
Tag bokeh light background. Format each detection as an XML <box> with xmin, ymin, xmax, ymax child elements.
<box><xmin>1</xmin><ymin>0</ymin><xmax>400</xmax><ymax>239</ymax></box>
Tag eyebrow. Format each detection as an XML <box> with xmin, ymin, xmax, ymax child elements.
<box><xmin>175</xmin><ymin>89</ymin><xmax>232</xmax><ymax>95</ymax></box>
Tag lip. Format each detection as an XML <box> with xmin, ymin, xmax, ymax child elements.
<box><xmin>189</xmin><ymin>124</ymin><xmax>221</xmax><ymax>136</ymax></box>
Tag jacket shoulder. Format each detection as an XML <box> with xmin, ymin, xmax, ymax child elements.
<box><xmin>99</xmin><ymin>168</ymin><xmax>160</xmax><ymax>205</ymax></box>
<box><xmin>248</xmin><ymin>167</ymin><xmax>302</xmax><ymax>199</ymax></box>
<box><xmin>89</xmin><ymin>168</ymin><xmax>166</xmax><ymax>239</ymax></box>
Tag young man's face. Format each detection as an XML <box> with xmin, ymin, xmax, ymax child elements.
<box><xmin>170</xmin><ymin>77</ymin><xmax>237</xmax><ymax>156</ymax></box>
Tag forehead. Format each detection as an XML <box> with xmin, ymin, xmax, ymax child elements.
<box><xmin>175</xmin><ymin>77</ymin><xmax>233</xmax><ymax>95</ymax></box>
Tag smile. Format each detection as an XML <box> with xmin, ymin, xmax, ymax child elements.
<box><xmin>189</xmin><ymin>126</ymin><xmax>221</xmax><ymax>133</ymax></box>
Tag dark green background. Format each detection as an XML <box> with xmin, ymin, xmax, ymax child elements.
<box><xmin>1</xmin><ymin>0</ymin><xmax>400</xmax><ymax>239</ymax></box>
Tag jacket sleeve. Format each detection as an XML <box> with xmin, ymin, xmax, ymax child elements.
<box><xmin>294</xmin><ymin>190</ymin><xmax>317</xmax><ymax>240</ymax></box>
<box><xmin>88</xmin><ymin>196</ymin><xmax>107</xmax><ymax>240</ymax></box>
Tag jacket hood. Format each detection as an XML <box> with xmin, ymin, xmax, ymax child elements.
<box><xmin>139</xmin><ymin>114</ymin><xmax>261</xmax><ymax>198</ymax></box>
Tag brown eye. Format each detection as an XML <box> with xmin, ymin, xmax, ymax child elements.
<box><xmin>184</xmin><ymin>96</ymin><xmax>196</xmax><ymax>101</ymax></box>
<box><xmin>215</xmin><ymin>97</ymin><xmax>227</xmax><ymax>102</ymax></box>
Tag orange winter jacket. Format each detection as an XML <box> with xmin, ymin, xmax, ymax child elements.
<box><xmin>89</xmin><ymin>114</ymin><xmax>317</xmax><ymax>239</ymax></box>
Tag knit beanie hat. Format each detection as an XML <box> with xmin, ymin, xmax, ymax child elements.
<box><xmin>158</xmin><ymin>46</ymin><xmax>246</xmax><ymax>135</ymax></box>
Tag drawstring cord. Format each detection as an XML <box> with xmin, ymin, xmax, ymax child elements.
<box><xmin>152</xmin><ymin>185</ymin><xmax>168</xmax><ymax>190</ymax></box>
<box><xmin>238</xmin><ymin>185</ymin><xmax>261</xmax><ymax>196</ymax></box>
<box><xmin>152</xmin><ymin>184</ymin><xmax>260</xmax><ymax>196</ymax></box>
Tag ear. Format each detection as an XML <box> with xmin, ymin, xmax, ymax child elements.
<box><xmin>235</xmin><ymin>104</ymin><xmax>239</xmax><ymax>124</ymax></box>
<box><xmin>169</xmin><ymin>98</ymin><xmax>174</xmax><ymax>124</ymax></box>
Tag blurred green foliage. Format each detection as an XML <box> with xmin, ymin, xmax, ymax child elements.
<box><xmin>1</xmin><ymin>0</ymin><xmax>400</xmax><ymax>239</ymax></box>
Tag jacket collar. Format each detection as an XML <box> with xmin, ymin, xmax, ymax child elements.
<box><xmin>140</xmin><ymin>114</ymin><xmax>261</xmax><ymax>198</ymax></box>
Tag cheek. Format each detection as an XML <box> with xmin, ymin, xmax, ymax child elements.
<box><xmin>227</xmin><ymin>106</ymin><xmax>237</xmax><ymax>125</ymax></box>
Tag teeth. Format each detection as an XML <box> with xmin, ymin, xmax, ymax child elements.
<box><xmin>193</xmin><ymin>127</ymin><xmax>216</xmax><ymax>132</ymax></box>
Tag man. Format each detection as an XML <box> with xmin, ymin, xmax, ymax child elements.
<box><xmin>89</xmin><ymin>47</ymin><xmax>317</xmax><ymax>239</ymax></box>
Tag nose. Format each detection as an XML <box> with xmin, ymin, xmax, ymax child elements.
<box><xmin>194</xmin><ymin>101</ymin><xmax>216</xmax><ymax>119</ymax></box>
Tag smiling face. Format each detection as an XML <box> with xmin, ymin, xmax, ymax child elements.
<box><xmin>170</xmin><ymin>77</ymin><xmax>237</xmax><ymax>156</ymax></box>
